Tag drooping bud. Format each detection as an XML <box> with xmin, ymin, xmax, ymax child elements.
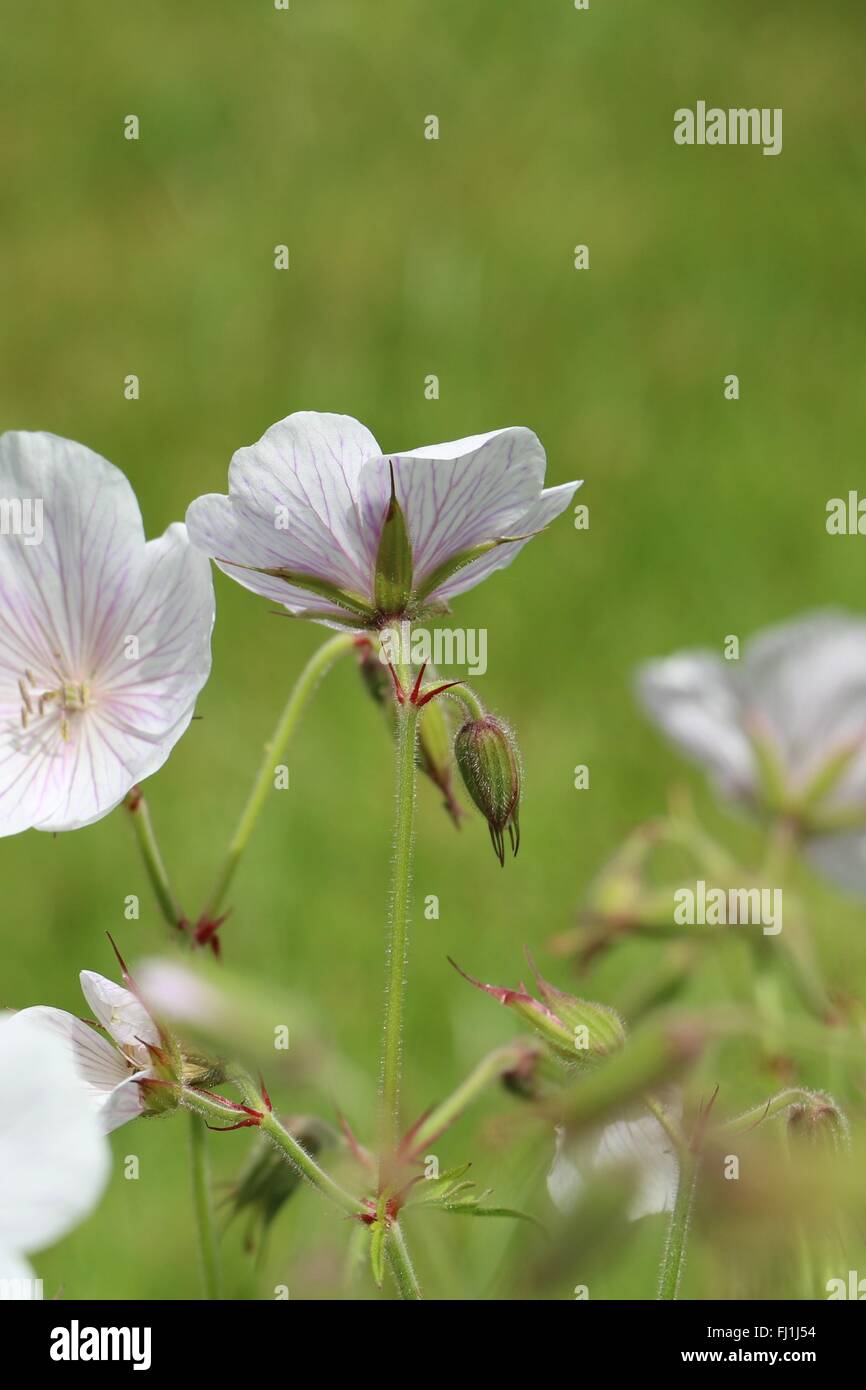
<box><xmin>373</xmin><ymin>462</ymin><xmax>414</xmax><ymax>617</ymax></box>
<box><xmin>454</xmin><ymin>714</ymin><xmax>521</xmax><ymax>864</ymax></box>
<box><xmin>786</xmin><ymin>1090</ymin><xmax>849</xmax><ymax>1150</ymax></box>
<box><xmin>418</xmin><ymin>696</ymin><xmax>464</xmax><ymax>828</ymax></box>
<box><xmin>224</xmin><ymin>1114</ymin><xmax>337</xmax><ymax>1254</ymax></box>
<box><xmin>450</xmin><ymin>954</ymin><xmax>626</xmax><ymax>1067</ymax></box>
<box><xmin>355</xmin><ymin>637</ymin><xmax>392</xmax><ymax>708</ymax></box>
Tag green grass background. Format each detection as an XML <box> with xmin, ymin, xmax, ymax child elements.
<box><xmin>1</xmin><ymin>0</ymin><xmax>865</xmax><ymax>1299</ymax></box>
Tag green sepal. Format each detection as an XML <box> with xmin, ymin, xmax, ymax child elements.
<box><xmin>223</xmin><ymin>558</ymin><xmax>375</xmax><ymax>620</ymax></box>
<box><xmin>413</xmin><ymin>533</ymin><xmax>533</xmax><ymax>603</ymax></box>
<box><xmin>374</xmin><ymin>462</ymin><xmax>415</xmax><ymax>615</ymax></box>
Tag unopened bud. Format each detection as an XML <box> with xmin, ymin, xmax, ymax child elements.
<box><xmin>451</xmin><ymin>954</ymin><xmax>626</xmax><ymax>1067</ymax></box>
<box><xmin>454</xmin><ymin>714</ymin><xmax>521</xmax><ymax>864</ymax></box>
<box><xmin>787</xmin><ymin>1090</ymin><xmax>849</xmax><ymax>1150</ymax></box>
<box><xmin>225</xmin><ymin>1114</ymin><xmax>337</xmax><ymax>1253</ymax></box>
<box><xmin>418</xmin><ymin>697</ymin><xmax>463</xmax><ymax>828</ymax></box>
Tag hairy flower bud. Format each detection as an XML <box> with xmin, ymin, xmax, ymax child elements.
<box><xmin>225</xmin><ymin>1114</ymin><xmax>337</xmax><ymax>1253</ymax></box>
<box><xmin>454</xmin><ymin>715</ymin><xmax>521</xmax><ymax>864</ymax></box>
<box><xmin>787</xmin><ymin>1090</ymin><xmax>849</xmax><ymax>1150</ymax></box>
<box><xmin>451</xmin><ymin>954</ymin><xmax>626</xmax><ymax>1068</ymax></box>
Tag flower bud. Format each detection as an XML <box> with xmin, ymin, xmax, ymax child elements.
<box><xmin>355</xmin><ymin>637</ymin><xmax>393</xmax><ymax>708</ymax></box>
<box><xmin>418</xmin><ymin>697</ymin><xmax>463</xmax><ymax>828</ymax></box>
<box><xmin>225</xmin><ymin>1114</ymin><xmax>337</xmax><ymax>1254</ymax></box>
<box><xmin>787</xmin><ymin>1090</ymin><xmax>849</xmax><ymax>1150</ymax></box>
<box><xmin>451</xmin><ymin>954</ymin><xmax>626</xmax><ymax>1068</ymax></box>
<box><xmin>454</xmin><ymin>714</ymin><xmax>520</xmax><ymax>864</ymax></box>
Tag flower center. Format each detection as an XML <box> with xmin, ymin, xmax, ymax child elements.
<box><xmin>18</xmin><ymin>669</ymin><xmax>93</xmax><ymax>741</ymax></box>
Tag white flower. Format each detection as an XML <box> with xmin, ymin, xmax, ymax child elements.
<box><xmin>0</xmin><ymin>431</ymin><xmax>214</xmax><ymax>835</ymax></box>
<box><xmin>15</xmin><ymin>971</ymin><xmax>163</xmax><ymax>1133</ymax></box>
<box><xmin>0</xmin><ymin>1011</ymin><xmax>110</xmax><ymax>1297</ymax></box>
<box><xmin>547</xmin><ymin>1112</ymin><xmax>679</xmax><ymax>1221</ymax></box>
<box><xmin>637</xmin><ymin>612</ymin><xmax>866</xmax><ymax>890</ymax></box>
<box><xmin>186</xmin><ymin>411</ymin><xmax>580</xmax><ymax>628</ymax></box>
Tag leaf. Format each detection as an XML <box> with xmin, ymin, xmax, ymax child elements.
<box><xmin>438</xmin><ymin>1201</ymin><xmax>547</xmax><ymax>1233</ymax></box>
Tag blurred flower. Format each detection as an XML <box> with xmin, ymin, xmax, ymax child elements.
<box><xmin>16</xmin><ymin>967</ymin><xmax>174</xmax><ymax>1132</ymax></box>
<box><xmin>0</xmin><ymin>431</ymin><xmax>214</xmax><ymax>835</ymax></box>
<box><xmin>450</xmin><ymin>953</ymin><xmax>626</xmax><ymax>1065</ymax></box>
<box><xmin>186</xmin><ymin>411</ymin><xmax>580</xmax><ymax>629</ymax></box>
<box><xmin>547</xmin><ymin>1107</ymin><xmax>680</xmax><ymax>1222</ymax></box>
<box><xmin>454</xmin><ymin>714</ymin><xmax>521</xmax><ymax>863</ymax></box>
<box><xmin>0</xmin><ymin>1011</ymin><xmax>110</xmax><ymax>1296</ymax></box>
<box><xmin>637</xmin><ymin>611</ymin><xmax>866</xmax><ymax>890</ymax></box>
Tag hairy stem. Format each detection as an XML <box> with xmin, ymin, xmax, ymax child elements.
<box><xmin>407</xmin><ymin>1041</ymin><xmax>542</xmax><ymax>1156</ymax></box>
<box><xmin>201</xmin><ymin>632</ymin><xmax>355</xmax><ymax>920</ymax></box>
<box><xmin>657</xmin><ymin>1154</ymin><xmax>698</xmax><ymax>1300</ymax></box>
<box><xmin>378</xmin><ymin>691</ymin><xmax>420</xmax><ymax>1168</ymax></box>
<box><xmin>188</xmin><ymin>1111</ymin><xmax>221</xmax><ymax>1299</ymax></box>
<box><xmin>182</xmin><ymin>1085</ymin><xmax>363</xmax><ymax>1217</ymax></box>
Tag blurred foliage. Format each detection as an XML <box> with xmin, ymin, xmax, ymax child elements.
<box><xmin>0</xmin><ymin>0</ymin><xmax>865</xmax><ymax>1299</ymax></box>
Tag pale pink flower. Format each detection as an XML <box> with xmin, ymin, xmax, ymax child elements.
<box><xmin>186</xmin><ymin>411</ymin><xmax>580</xmax><ymax>628</ymax></box>
<box><xmin>0</xmin><ymin>431</ymin><xmax>214</xmax><ymax>835</ymax></box>
<box><xmin>15</xmin><ymin>971</ymin><xmax>163</xmax><ymax>1133</ymax></box>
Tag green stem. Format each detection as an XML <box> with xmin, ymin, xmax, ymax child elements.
<box><xmin>446</xmin><ymin>683</ymin><xmax>486</xmax><ymax>722</ymax></box>
<box><xmin>201</xmin><ymin>632</ymin><xmax>355</xmax><ymax>920</ymax></box>
<box><xmin>182</xmin><ymin>1085</ymin><xmax>363</xmax><ymax>1217</ymax></box>
<box><xmin>378</xmin><ymin>691</ymin><xmax>421</xmax><ymax>1167</ymax></box>
<box><xmin>720</xmin><ymin>1087</ymin><xmax>818</xmax><ymax>1136</ymax></box>
<box><xmin>124</xmin><ymin>788</ymin><xmax>186</xmax><ymax>931</ymax></box>
<box><xmin>407</xmin><ymin>1041</ymin><xmax>541</xmax><ymax>1156</ymax></box>
<box><xmin>188</xmin><ymin>1111</ymin><xmax>221</xmax><ymax>1299</ymax></box>
<box><xmin>657</xmin><ymin>1154</ymin><xmax>698</xmax><ymax>1300</ymax></box>
<box><xmin>387</xmin><ymin>1220</ymin><xmax>422</xmax><ymax>1300</ymax></box>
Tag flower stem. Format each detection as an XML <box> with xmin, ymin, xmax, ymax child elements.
<box><xmin>182</xmin><ymin>1085</ymin><xmax>363</xmax><ymax>1217</ymax></box>
<box><xmin>188</xmin><ymin>1111</ymin><xmax>221</xmax><ymax>1299</ymax></box>
<box><xmin>259</xmin><ymin>1109</ymin><xmax>365</xmax><ymax>1216</ymax></box>
<box><xmin>657</xmin><ymin>1154</ymin><xmax>698</xmax><ymax>1300</ymax></box>
<box><xmin>378</xmin><ymin>691</ymin><xmax>420</xmax><ymax>1169</ymax></box>
<box><xmin>201</xmin><ymin>632</ymin><xmax>355</xmax><ymax>921</ymax></box>
<box><xmin>406</xmin><ymin>1041</ymin><xmax>542</xmax><ymax>1155</ymax></box>
<box><xmin>124</xmin><ymin>787</ymin><xmax>186</xmax><ymax>932</ymax></box>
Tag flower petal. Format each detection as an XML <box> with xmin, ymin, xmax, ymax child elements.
<box><xmin>0</xmin><ymin>434</ymin><xmax>214</xmax><ymax>835</ymax></box>
<box><xmin>100</xmin><ymin>1074</ymin><xmax>147</xmax><ymax>1132</ymax></box>
<box><xmin>186</xmin><ymin>412</ymin><xmax>381</xmax><ymax>605</ymax></box>
<box><xmin>594</xmin><ymin>1115</ymin><xmax>679</xmax><ymax>1221</ymax></box>
<box><xmin>78</xmin><ymin>972</ymin><xmax>159</xmax><ymax>1064</ymax></box>
<box><xmin>0</xmin><ymin>1012</ymin><xmax>109</xmax><ymax>1257</ymax></box>
<box><xmin>740</xmin><ymin>612</ymin><xmax>866</xmax><ymax>794</ymax></box>
<box><xmin>29</xmin><ymin>523</ymin><xmax>214</xmax><ymax>833</ymax></box>
<box><xmin>356</xmin><ymin>427</ymin><xmax>557</xmax><ymax>587</ymax></box>
<box><xmin>11</xmin><ymin>1006</ymin><xmax>128</xmax><ymax>1123</ymax></box>
<box><xmin>426</xmin><ymin>478</ymin><xmax>581</xmax><ymax>602</ymax></box>
<box><xmin>636</xmin><ymin>651</ymin><xmax>757</xmax><ymax>799</ymax></box>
